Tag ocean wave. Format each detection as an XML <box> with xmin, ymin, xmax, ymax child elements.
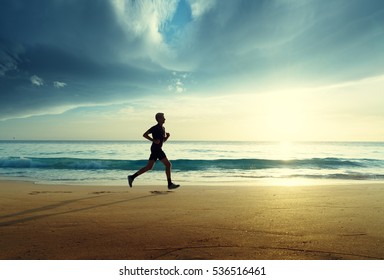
<box><xmin>0</xmin><ymin>156</ymin><xmax>380</xmax><ymax>171</ymax></box>
<box><xmin>233</xmin><ymin>173</ymin><xmax>384</xmax><ymax>181</ymax></box>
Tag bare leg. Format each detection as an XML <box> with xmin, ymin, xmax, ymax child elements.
<box><xmin>135</xmin><ymin>160</ymin><xmax>156</xmax><ymax>177</ymax></box>
<box><xmin>160</xmin><ymin>158</ymin><xmax>179</xmax><ymax>189</ymax></box>
<box><xmin>128</xmin><ymin>160</ymin><xmax>155</xmax><ymax>187</ymax></box>
<box><xmin>160</xmin><ymin>157</ymin><xmax>172</xmax><ymax>184</ymax></box>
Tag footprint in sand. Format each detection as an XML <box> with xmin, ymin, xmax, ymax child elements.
<box><xmin>29</xmin><ymin>191</ymin><xmax>72</xmax><ymax>195</ymax></box>
<box><xmin>90</xmin><ymin>191</ymin><xmax>114</xmax><ymax>195</ymax></box>
<box><xmin>150</xmin><ymin>190</ymin><xmax>173</xmax><ymax>195</ymax></box>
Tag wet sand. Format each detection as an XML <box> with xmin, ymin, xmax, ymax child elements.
<box><xmin>0</xmin><ymin>180</ymin><xmax>383</xmax><ymax>260</ymax></box>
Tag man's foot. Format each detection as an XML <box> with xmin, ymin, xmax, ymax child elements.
<box><xmin>127</xmin><ymin>175</ymin><xmax>134</xmax><ymax>188</ymax></box>
<box><xmin>168</xmin><ymin>182</ymin><xmax>180</xmax><ymax>190</ymax></box>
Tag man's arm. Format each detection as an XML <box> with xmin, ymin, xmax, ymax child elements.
<box><xmin>143</xmin><ymin>129</ymin><xmax>160</xmax><ymax>144</ymax></box>
<box><xmin>164</xmin><ymin>132</ymin><xmax>170</xmax><ymax>142</ymax></box>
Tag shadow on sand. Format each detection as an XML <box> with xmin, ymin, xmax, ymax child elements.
<box><xmin>0</xmin><ymin>190</ymin><xmax>173</xmax><ymax>227</ymax></box>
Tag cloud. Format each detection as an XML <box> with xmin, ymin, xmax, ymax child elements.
<box><xmin>0</xmin><ymin>41</ymin><xmax>24</xmax><ymax>76</ymax></box>
<box><xmin>167</xmin><ymin>71</ymin><xmax>189</xmax><ymax>93</ymax></box>
<box><xmin>188</xmin><ymin>0</ymin><xmax>216</xmax><ymax>18</ymax></box>
<box><xmin>111</xmin><ymin>0</ymin><xmax>179</xmax><ymax>63</ymax></box>
<box><xmin>0</xmin><ymin>0</ymin><xmax>181</xmax><ymax>119</ymax></box>
<box><xmin>0</xmin><ymin>52</ymin><xmax>17</xmax><ymax>76</ymax></box>
<box><xmin>53</xmin><ymin>81</ymin><xmax>67</xmax><ymax>89</ymax></box>
<box><xmin>172</xmin><ymin>0</ymin><xmax>384</xmax><ymax>88</ymax></box>
<box><xmin>30</xmin><ymin>75</ymin><xmax>44</xmax><ymax>87</ymax></box>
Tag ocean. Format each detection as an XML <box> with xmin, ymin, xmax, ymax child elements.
<box><xmin>0</xmin><ymin>141</ymin><xmax>383</xmax><ymax>186</ymax></box>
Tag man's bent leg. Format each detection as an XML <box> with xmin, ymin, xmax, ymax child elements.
<box><xmin>135</xmin><ymin>160</ymin><xmax>156</xmax><ymax>177</ymax></box>
<box><xmin>128</xmin><ymin>160</ymin><xmax>156</xmax><ymax>187</ymax></box>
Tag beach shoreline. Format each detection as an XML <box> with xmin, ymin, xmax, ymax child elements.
<box><xmin>1</xmin><ymin>179</ymin><xmax>384</xmax><ymax>260</ymax></box>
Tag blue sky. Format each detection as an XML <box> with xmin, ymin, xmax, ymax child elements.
<box><xmin>1</xmin><ymin>0</ymin><xmax>384</xmax><ymax>141</ymax></box>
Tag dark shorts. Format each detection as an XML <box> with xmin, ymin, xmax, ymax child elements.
<box><xmin>149</xmin><ymin>149</ymin><xmax>167</xmax><ymax>161</ymax></box>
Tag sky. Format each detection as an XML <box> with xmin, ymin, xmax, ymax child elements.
<box><xmin>0</xmin><ymin>0</ymin><xmax>384</xmax><ymax>141</ymax></box>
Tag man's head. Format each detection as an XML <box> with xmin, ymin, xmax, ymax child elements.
<box><xmin>155</xmin><ymin>112</ymin><xmax>165</xmax><ymax>124</ymax></box>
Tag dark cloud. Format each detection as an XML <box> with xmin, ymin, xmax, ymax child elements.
<box><xmin>0</xmin><ymin>0</ymin><xmax>174</xmax><ymax>119</ymax></box>
<box><xmin>0</xmin><ymin>41</ymin><xmax>168</xmax><ymax>119</ymax></box>
<box><xmin>0</xmin><ymin>0</ymin><xmax>124</xmax><ymax>60</ymax></box>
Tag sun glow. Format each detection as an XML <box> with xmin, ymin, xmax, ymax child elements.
<box><xmin>262</xmin><ymin>91</ymin><xmax>315</xmax><ymax>142</ymax></box>
<box><xmin>278</xmin><ymin>141</ymin><xmax>295</xmax><ymax>159</ymax></box>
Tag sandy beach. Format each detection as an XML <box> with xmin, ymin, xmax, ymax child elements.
<box><xmin>0</xmin><ymin>180</ymin><xmax>383</xmax><ymax>260</ymax></box>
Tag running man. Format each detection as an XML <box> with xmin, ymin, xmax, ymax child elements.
<box><xmin>128</xmin><ymin>113</ymin><xmax>180</xmax><ymax>189</ymax></box>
